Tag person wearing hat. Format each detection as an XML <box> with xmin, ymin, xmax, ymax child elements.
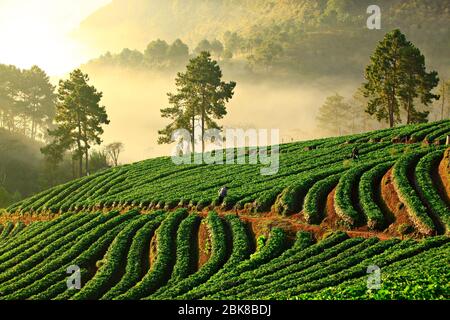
<box><xmin>218</xmin><ymin>186</ymin><xmax>228</xmax><ymax>203</ymax></box>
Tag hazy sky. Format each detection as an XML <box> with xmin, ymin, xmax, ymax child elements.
<box><xmin>0</xmin><ymin>0</ymin><xmax>111</xmax><ymax>75</ymax></box>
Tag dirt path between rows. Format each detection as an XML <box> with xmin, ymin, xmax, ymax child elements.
<box><xmin>380</xmin><ymin>168</ymin><xmax>417</xmax><ymax>238</ymax></box>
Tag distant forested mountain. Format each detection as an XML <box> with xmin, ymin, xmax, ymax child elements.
<box><xmin>76</xmin><ymin>0</ymin><xmax>450</xmax><ymax>79</ymax></box>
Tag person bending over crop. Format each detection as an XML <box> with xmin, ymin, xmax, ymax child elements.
<box><xmin>351</xmin><ymin>146</ymin><xmax>359</xmax><ymax>160</ymax></box>
<box><xmin>218</xmin><ymin>186</ymin><xmax>228</xmax><ymax>203</ymax></box>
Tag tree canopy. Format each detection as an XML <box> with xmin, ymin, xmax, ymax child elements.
<box><xmin>0</xmin><ymin>64</ymin><xmax>55</xmax><ymax>140</ymax></box>
<box><xmin>42</xmin><ymin>69</ymin><xmax>109</xmax><ymax>177</ymax></box>
<box><xmin>363</xmin><ymin>29</ymin><xmax>439</xmax><ymax>127</ymax></box>
<box><xmin>158</xmin><ymin>51</ymin><xmax>236</xmax><ymax>154</ymax></box>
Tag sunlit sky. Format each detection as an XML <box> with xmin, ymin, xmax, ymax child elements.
<box><xmin>0</xmin><ymin>0</ymin><xmax>111</xmax><ymax>76</ymax></box>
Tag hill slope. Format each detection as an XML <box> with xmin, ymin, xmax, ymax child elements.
<box><xmin>0</xmin><ymin>121</ymin><xmax>449</xmax><ymax>300</ymax></box>
<box><xmin>5</xmin><ymin>120</ymin><xmax>450</xmax><ymax>235</ymax></box>
<box><xmin>74</xmin><ymin>0</ymin><xmax>450</xmax><ymax>77</ymax></box>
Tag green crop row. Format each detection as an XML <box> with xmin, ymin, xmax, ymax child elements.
<box><xmin>304</xmin><ymin>174</ymin><xmax>341</xmax><ymax>224</ymax></box>
<box><xmin>359</xmin><ymin>162</ymin><xmax>394</xmax><ymax>230</ymax></box>
<box><xmin>7</xmin><ymin>221</ymin><xmax>26</xmax><ymax>239</ymax></box>
<box><xmin>181</xmin><ymin>227</ymin><xmax>289</xmax><ymax>300</ymax></box>
<box><xmin>114</xmin><ymin>209</ymin><xmax>187</xmax><ymax>300</ymax></box>
<box><xmin>72</xmin><ymin>214</ymin><xmax>154</xmax><ymax>300</ymax></box>
<box><xmin>0</xmin><ymin>222</ymin><xmax>14</xmax><ymax>241</ymax></box>
<box><xmin>252</xmin><ymin>239</ymin><xmax>401</xmax><ymax>299</ymax></box>
<box><xmin>101</xmin><ymin>211</ymin><xmax>166</xmax><ymax>299</ymax></box>
<box><xmin>0</xmin><ymin>212</ymin><xmax>122</xmax><ymax>294</ymax></box>
<box><xmin>296</xmin><ymin>241</ymin><xmax>449</xmax><ymax>300</ymax></box>
<box><xmin>150</xmin><ymin>211</ymin><xmax>228</xmax><ymax>299</ymax></box>
<box><xmin>414</xmin><ymin>150</ymin><xmax>450</xmax><ymax>234</ymax></box>
<box><xmin>423</xmin><ymin>124</ymin><xmax>450</xmax><ymax>143</ymax></box>
<box><xmin>0</xmin><ymin>213</ymin><xmax>95</xmax><ymax>273</ymax></box>
<box><xmin>392</xmin><ymin>152</ymin><xmax>436</xmax><ymax>235</ymax></box>
<box><xmin>164</xmin><ymin>214</ymin><xmax>253</xmax><ymax>300</ymax></box>
<box><xmin>334</xmin><ymin>165</ymin><xmax>372</xmax><ymax>226</ymax></box>
<box><xmin>17</xmin><ymin>212</ymin><xmax>137</xmax><ymax>300</ymax></box>
<box><xmin>0</xmin><ymin>214</ymin><xmax>74</xmax><ymax>257</ymax></box>
<box><xmin>234</xmin><ymin>237</ymin><xmax>379</xmax><ymax>299</ymax></box>
<box><xmin>273</xmin><ymin>235</ymin><xmax>449</xmax><ymax>299</ymax></box>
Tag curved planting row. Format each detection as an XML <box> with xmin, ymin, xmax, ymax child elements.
<box><xmin>0</xmin><ymin>210</ymin><xmax>448</xmax><ymax>300</ymax></box>
<box><xmin>0</xmin><ymin>222</ymin><xmax>15</xmax><ymax>241</ymax></box>
<box><xmin>202</xmin><ymin>232</ymin><xmax>348</xmax><ymax>300</ymax></box>
<box><xmin>414</xmin><ymin>150</ymin><xmax>450</xmax><ymax>234</ymax></box>
<box><xmin>359</xmin><ymin>162</ymin><xmax>394</xmax><ymax>230</ymax></box>
<box><xmin>392</xmin><ymin>152</ymin><xmax>437</xmax><ymax>235</ymax></box>
<box><xmin>7</xmin><ymin>121</ymin><xmax>449</xmax><ymax>217</ymax></box>
<box><xmin>424</xmin><ymin>123</ymin><xmax>450</xmax><ymax>144</ymax></box>
<box><xmin>0</xmin><ymin>210</ymin><xmax>136</xmax><ymax>300</ymax></box>
<box><xmin>100</xmin><ymin>212</ymin><xmax>166</xmax><ymax>299</ymax></box>
<box><xmin>31</xmin><ymin>212</ymin><xmax>142</xmax><ymax>300</ymax></box>
<box><xmin>148</xmin><ymin>211</ymin><xmax>229</xmax><ymax>299</ymax></box>
<box><xmin>303</xmin><ymin>174</ymin><xmax>341</xmax><ymax>224</ymax></box>
<box><xmin>72</xmin><ymin>214</ymin><xmax>156</xmax><ymax>300</ymax></box>
<box><xmin>180</xmin><ymin>227</ymin><xmax>288</xmax><ymax>300</ymax></box>
<box><xmin>334</xmin><ymin>164</ymin><xmax>377</xmax><ymax>227</ymax></box>
<box><xmin>261</xmin><ymin>235</ymin><xmax>449</xmax><ymax>299</ymax></box>
<box><xmin>0</xmin><ymin>214</ymin><xmax>76</xmax><ymax>258</ymax></box>
<box><xmin>113</xmin><ymin>209</ymin><xmax>187</xmax><ymax>300</ymax></box>
<box><xmin>233</xmin><ymin>237</ymin><xmax>379</xmax><ymax>299</ymax></box>
<box><xmin>293</xmin><ymin>236</ymin><xmax>449</xmax><ymax>300</ymax></box>
<box><xmin>0</xmin><ymin>213</ymin><xmax>96</xmax><ymax>274</ymax></box>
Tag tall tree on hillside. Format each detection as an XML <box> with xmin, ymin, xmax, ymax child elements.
<box><xmin>194</xmin><ymin>39</ymin><xmax>212</xmax><ymax>55</ymax></box>
<box><xmin>167</xmin><ymin>39</ymin><xmax>189</xmax><ymax>67</ymax></box>
<box><xmin>349</xmin><ymin>88</ymin><xmax>373</xmax><ymax>133</ymax></box>
<box><xmin>105</xmin><ymin>141</ymin><xmax>124</xmax><ymax>166</ymax></box>
<box><xmin>41</xmin><ymin>69</ymin><xmax>109</xmax><ymax>177</ymax></box>
<box><xmin>89</xmin><ymin>149</ymin><xmax>109</xmax><ymax>173</ymax></box>
<box><xmin>223</xmin><ymin>31</ymin><xmax>243</xmax><ymax>56</ymax></box>
<box><xmin>364</xmin><ymin>30</ymin><xmax>407</xmax><ymax>127</ymax></box>
<box><xmin>158</xmin><ymin>52</ymin><xmax>236</xmax><ymax>154</ymax></box>
<box><xmin>0</xmin><ymin>64</ymin><xmax>56</xmax><ymax>139</ymax></box>
<box><xmin>0</xmin><ymin>65</ymin><xmax>20</xmax><ymax>131</ymax></box>
<box><xmin>437</xmin><ymin>79</ymin><xmax>450</xmax><ymax>120</ymax></box>
<box><xmin>248</xmin><ymin>41</ymin><xmax>283</xmax><ymax>72</ymax></box>
<box><xmin>210</xmin><ymin>39</ymin><xmax>224</xmax><ymax>60</ymax></box>
<box><xmin>144</xmin><ymin>39</ymin><xmax>169</xmax><ymax>67</ymax></box>
<box><xmin>316</xmin><ymin>93</ymin><xmax>351</xmax><ymax>136</ymax></box>
<box><xmin>398</xmin><ymin>44</ymin><xmax>439</xmax><ymax>124</ymax></box>
<box><xmin>22</xmin><ymin>66</ymin><xmax>56</xmax><ymax>140</ymax></box>
<box><xmin>364</xmin><ymin>29</ymin><xmax>439</xmax><ymax>127</ymax></box>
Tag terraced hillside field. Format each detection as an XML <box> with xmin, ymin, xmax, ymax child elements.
<box><xmin>0</xmin><ymin>120</ymin><xmax>449</xmax><ymax>300</ymax></box>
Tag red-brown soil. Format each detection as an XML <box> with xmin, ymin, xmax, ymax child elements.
<box><xmin>197</xmin><ymin>220</ymin><xmax>212</xmax><ymax>268</ymax></box>
<box><xmin>380</xmin><ymin>168</ymin><xmax>419</xmax><ymax>238</ymax></box>
<box><xmin>321</xmin><ymin>188</ymin><xmax>341</xmax><ymax>230</ymax></box>
<box><xmin>0</xmin><ymin>212</ymin><xmax>58</xmax><ymax>225</ymax></box>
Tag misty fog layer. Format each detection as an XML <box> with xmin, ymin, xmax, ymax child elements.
<box><xmin>85</xmin><ymin>67</ymin><xmax>357</xmax><ymax>163</ymax></box>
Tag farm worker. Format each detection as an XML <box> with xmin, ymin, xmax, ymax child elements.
<box><xmin>351</xmin><ymin>147</ymin><xmax>359</xmax><ymax>160</ymax></box>
<box><xmin>446</xmin><ymin>135</ymin><xmax>449</xmax><ymax>145</ymax></box>
<box><xmin>218</xmin><ymin>186</ymin><xmax>228</xmax><ymax>203</ymax></box>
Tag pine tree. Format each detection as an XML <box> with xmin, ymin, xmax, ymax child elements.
<box><xmin>398</xmin><ymin>44</ymin><xmax>439</xmax><ymax>124</ymax></box>
<box><xmin>316</xmin><ymin>93</ymin><xmax>351</xmax><ymax>136</ymax></box>
<box><xmin>42</xmin><ymin>69</ymin><xmax>109</xmax><ymax>177</ymax></box>
<box><xmin>363</xmin><ymin>29</ymin><xmax>439</xmax><ymax>127</ymax></box>
<box><xmin>158</xmin><ymin>52</ymin><xmax>236</xmax><ymax>154</ymax></box>
<box><xmin>22</xmin><ymin>66</ymin><xmax>56</xmax><ymax>140</ymax></box>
